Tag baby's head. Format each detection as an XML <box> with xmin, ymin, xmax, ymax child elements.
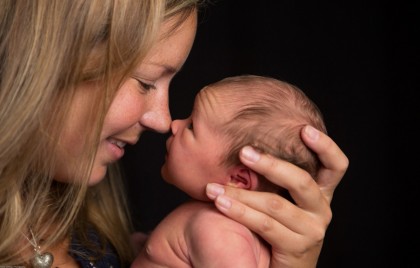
<box><xmin>199</xmin><ymin>75</ymin><xmax>327</xmax><ymax>193</ymax></box>
<box><xmin>162</xmin><ymin>75</ymin><xmax>326</xmax><ymax>200</ymax></box>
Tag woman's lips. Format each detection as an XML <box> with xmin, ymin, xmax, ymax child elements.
<box><xmin>109</xmin><ymin>138</ymin><xmax>127</xmax><ymax>148</ymax></box>
<box><xmin>107</xmin><ymin>138</ymin><xmax>127</xmax><ymax>160</ymax></box>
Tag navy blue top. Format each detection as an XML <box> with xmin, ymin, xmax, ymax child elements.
<box><xmin>70</xmin><ymin>228</ymin><xmax>121</xmax><ymax>268</ymax></box>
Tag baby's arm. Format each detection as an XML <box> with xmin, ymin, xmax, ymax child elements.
<box><xmin>131</xmin><ymin>204</ymin><xmax>193</xmax><ymax>268</ymax></box>
<box><xmin>186</xmin><ymin>206</ymin><xmax>270</xmax><ymax>268</ymax></box>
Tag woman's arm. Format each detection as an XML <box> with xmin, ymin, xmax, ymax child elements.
<box><xmin>206</xmin><ymin>125</ymin><xmax>349</xmax><ymax>268</ymax></box>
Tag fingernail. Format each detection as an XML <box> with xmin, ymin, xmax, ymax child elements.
<box><xmin>240</xmin><ymin>146</ymin><xmax>260</xmax><ymax>163</ymax></box>
<box><xmin>304</xmin><ymin>125</ymin><xmax>319</xmax><ymax>141</ymax></box>
<box><xmin>216</xmin><ymin>195</ymin><xmax>231</xmax><ymax>209</ymax></box>
<box><xmin>206</xmin><ymin>183</ymin><xmax>225</xmax><ymax>199</ymax></box>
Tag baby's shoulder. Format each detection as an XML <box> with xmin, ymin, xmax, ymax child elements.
<box><xmin>183</xmin><ymin>201</ymin><xmax>252</xmax><ymax>239</ymax></box>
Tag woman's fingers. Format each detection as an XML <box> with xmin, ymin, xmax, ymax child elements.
<box><xmin>130</xmin><ymin>232</ymin><xmax>149</xmax><ymax>254</ymax></box>
<box><xmin>206</xmin><ymin>185</ymin><xmax>296</xmax><ymax>244</ymax></box>
<box><xmin>206</xmin><ymin>125</ymin><xmax>349</xmax><ymax>268</ymax></box>
<box><xmin>238</xmin><ymin>146</ymin><xmax>328</xmax><ymax>216</ymax></box>
<box><xmin>206</xmin><ymin>184</ymin><xmax>327</xmax><ymax>243</ymax></box>
<box><xmin>301</xmin><ymin>125</ymin><xmax>349</xmax><ymax>203</ymax></box>
<box><xmin>206</xmin><ymin>184</ymin><xmax>326</xmax><ymax>268</ymax></box>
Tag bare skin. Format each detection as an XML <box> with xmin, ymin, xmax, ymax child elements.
<box><xmin>51</xmin><ymin>8</ymin><xmax>348</xmax><ymax>268</ymax></box>
<box><xmin>208</xmin><ymin>126</ymin><xmax>348</xmax><ymax>267</ymax></box>
<box><xmin>132</xmin><ymin>201</ymin><xmax>270</xmax><ymax>268</ymax></box>
<box><xmin>131</xmin><ymin>126</ymin><xmax>348</xmax><ymax>268</ymax></box>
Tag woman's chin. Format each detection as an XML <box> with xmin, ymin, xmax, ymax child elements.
<box><xmin>88</xmin><ymin>167</ymin><xmax>107</xmax><ymax>186</ymax></box>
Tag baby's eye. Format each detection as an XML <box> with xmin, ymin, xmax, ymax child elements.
<box><xmin>187</xmin><ymin>122</ymin><xmax>193</xmax><ymax>130</ymax></box>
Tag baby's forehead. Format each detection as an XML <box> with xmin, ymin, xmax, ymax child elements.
<box><xmin>194</xmin><ymin>87</ymin><xmax>236</xmax><ymax>121</ymax></box>
<box><xmin>195</xmin><ymin>87</ymin><xmax>234</xmax><ymax>109</ymax></box>
<box><xmin>197</xmin><ymin>85</ymin><xmax>238</xmax><ymax>104</ymax></box>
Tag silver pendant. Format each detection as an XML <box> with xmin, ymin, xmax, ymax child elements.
<box><xmin>32</xmin><ymin>251</ymin><xmax>54</xmax><ymax>268</ymax></box>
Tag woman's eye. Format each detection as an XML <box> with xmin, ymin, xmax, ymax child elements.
<box><xmin>135</xmin><ymin>78</ymin><xmax>155</xmax><ymax>91</ymax></box>
<box><xmin>187</xmin><ymin>122</ymin><xmax>193</xmax><ymax>130</ymax></box>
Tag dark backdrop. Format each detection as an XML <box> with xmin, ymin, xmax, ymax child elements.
<box><xmin>122</xmin><ymin>1</ymin><xmax>418</xmax><ymax>267</ymax></box>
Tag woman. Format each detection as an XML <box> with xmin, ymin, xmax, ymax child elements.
<box><xmin>0</xmin><ymin>0</ymin><xmax>348</xmax><ymax>267</ymax></box>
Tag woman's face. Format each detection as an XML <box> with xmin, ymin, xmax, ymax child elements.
<box><xmin>55</xmin><ymin>11</ymin><xmax>197</xmax><ymax>185</ymax></box>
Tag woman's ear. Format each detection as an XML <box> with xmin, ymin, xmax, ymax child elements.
<box><xmin>227</xmin><ymin>164</ymin><xmax>259</xmax><ymax>190</ymax></box>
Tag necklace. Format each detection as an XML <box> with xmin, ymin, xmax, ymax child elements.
<box><xmin>22</xmin><ymin>228</ymin><xmax>54</xmax><ymax>268</ymax></box>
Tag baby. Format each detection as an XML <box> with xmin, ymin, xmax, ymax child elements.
<box><xmin>132</xmin><ymin>75</ymin><xmax>327</xmax><ymax>268</ymax></box>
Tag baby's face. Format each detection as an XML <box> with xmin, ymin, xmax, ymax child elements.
<box><xmin>161</xmin><ymin>88</ymin><xmax>231</xmax><ymax>201</ymax></box>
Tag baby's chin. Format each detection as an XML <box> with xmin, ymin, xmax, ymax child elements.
<box><xmin>160</xmin><ymin>164</ymin><xmax>171</xmax><ymax>183</ymax></box>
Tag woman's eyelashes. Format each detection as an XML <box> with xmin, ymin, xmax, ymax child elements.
<box><xmin>134</xmin><ymin>77</ymin><xmax>156</xmax><ymax>92</ymax></box>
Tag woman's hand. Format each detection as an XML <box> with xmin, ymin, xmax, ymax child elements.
<box><xmin>206</xmin><ymin>125</ymin><xmax>349</xmax><ymax>268</ymax></box>
<box><xmin>130</xmin><ymin>232</ymin><xmax>149</xmax><ymax>255</ymax></box>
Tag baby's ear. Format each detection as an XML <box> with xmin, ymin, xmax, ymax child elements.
<box><xmin>227</xmin><ymin>164</ymin><xmax>259</xmax><ymax>190</ymax></box>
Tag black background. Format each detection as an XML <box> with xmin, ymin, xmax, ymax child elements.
<box><xmin>122</xmin><ymin>1</ymin><xmax>418</xmax><ymax>267</ymax></box>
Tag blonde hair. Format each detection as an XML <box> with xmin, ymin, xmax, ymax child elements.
<box><xmin>201</xmin><ymin>75</ymin><xmax>327</xmax><ymax>192</ymax></box>
<box><xmin>0</xmin><ymin>0</ymin><xmax>200</xmax><ymax>265</ymax></box>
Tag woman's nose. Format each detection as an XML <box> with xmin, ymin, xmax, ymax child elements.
<box><xmin>140</xmin><ymin>103</ymin><xmax>171</xmax><ymax>134</ymax></box>
<box><xmin>139</xmin><ymin>89</ymin><xmax>173</xmax><ymax>133</ymax></box>
<box><xmin>144</xmin><ymin>111</ymin><xmax>171</xmax><ymax>133</ymax></box>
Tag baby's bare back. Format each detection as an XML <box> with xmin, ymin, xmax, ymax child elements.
<box><xmin>132</xmin><ymin>200</ymin><xmax>271</xmax><ymax>268</ymax></box>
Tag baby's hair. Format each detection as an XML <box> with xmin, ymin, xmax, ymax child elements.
<box><xmin>201</xmin><ymin>75</ymin><xmax>326</xmax><ymax>192</ymax></box>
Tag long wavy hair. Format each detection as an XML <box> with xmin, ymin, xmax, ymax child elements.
<box><xmin>0</xmin><ymin>0</ymin><xmax>201</xmax><ymax>265</ymax></box>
